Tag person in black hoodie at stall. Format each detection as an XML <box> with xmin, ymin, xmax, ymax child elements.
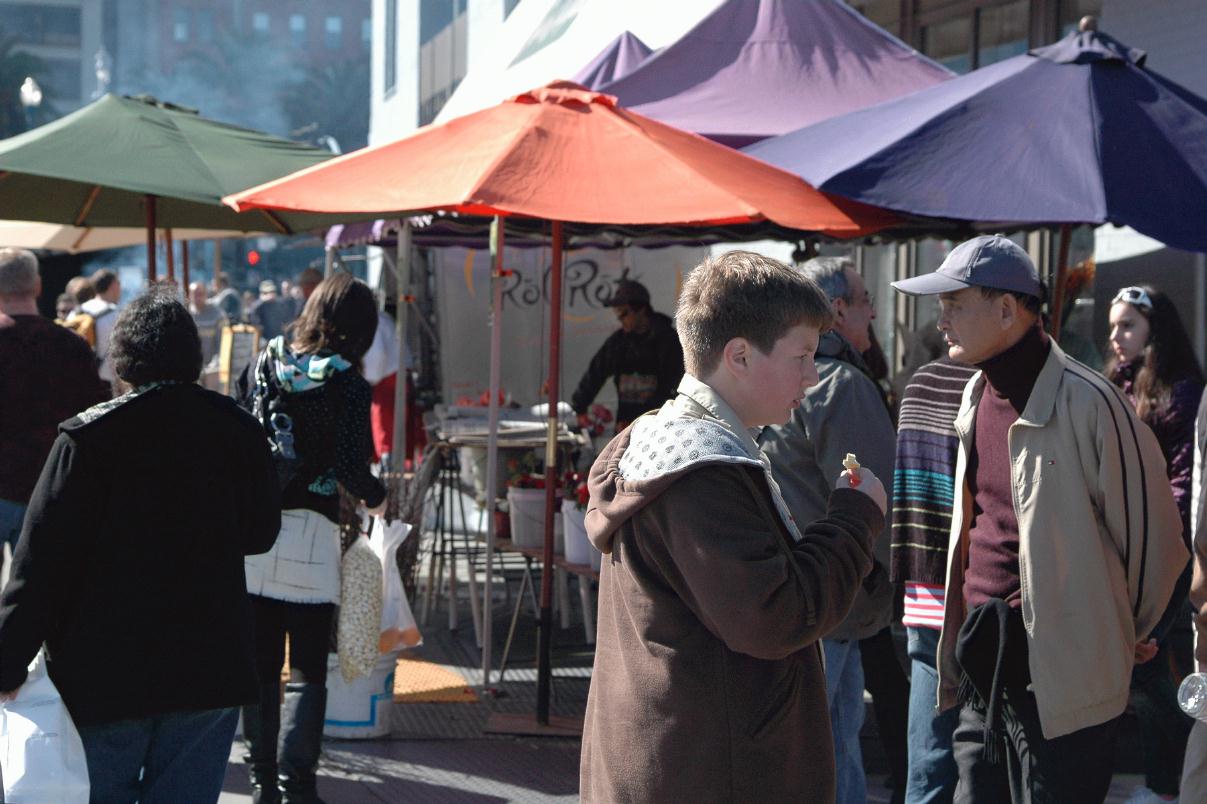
<box><xmin>242</xmin><ymin>271</ymin><xmax>386</xmax><ymax>804</ymax></box>
<box><xmin>0</xmin><ymin>286</ymin><xmax>281</xmax><ymax>803</ymax></box>
<box><xmin>568</xmin><ymin>278</ymin><xmax>684</xmax><ymax>432</ymax></box>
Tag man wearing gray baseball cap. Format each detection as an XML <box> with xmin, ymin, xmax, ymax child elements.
<box><xmin>892</xmin><ymin>235</ymin><xmax>1187</xmax><ymax>802</ymax></box>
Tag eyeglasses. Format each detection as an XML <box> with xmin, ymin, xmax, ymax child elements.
<box><xmin>1112</xmin><ymin>286</ymin><xmax>1153</xmax><ymax>311</ymax></box>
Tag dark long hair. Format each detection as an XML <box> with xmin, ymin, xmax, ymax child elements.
<box><xmin>288</xmin><ymin>272</ymin><xmax>377</xmax><ymax>364</ymax></box>
<box><xmin>1105</xmin><ymin>284</ymin><xmax>1204</xmax><ymax>421</ymax></box>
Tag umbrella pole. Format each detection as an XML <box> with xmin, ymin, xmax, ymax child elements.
<box><xmin>537</xmin><ymin>220</ymin><xmax>563</xmax><ymax>725</ymax></box>
<box><xmin>390</xmin><ymin>222</ymin><xmax>412</xmax><ymax>469</ymax></box>
<box><xmin>181</xmin><ymin>239</ymin><xmax>190</xmax><ymax>291</ymax></box>
<box><xmin>213</xmin><ymin>239</ymin><xmax>222</xmax><ymax>285</ymax></box>
<box><xmin>165</xmin><ymin>228</ymin><xmax>176</xmax><ymax>284</ymax></box>
<box><xmin>482</xmin><ymin>217</ymin><xmax>506</xmax><ymax>688</ymax></box>
<box><xmin>145</xmin><ymin>195</ymin><xmax>157</xmax><ymax>285</ymax></box>
<box><xmin>1049</xmin><ymin>224</ymin><xmax>1072</xmax><ymax>340</ymax></box>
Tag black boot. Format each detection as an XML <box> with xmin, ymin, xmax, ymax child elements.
<box><xmin>242</xmin><ymin>682</ymin><xmax>282</xmax><ymax>804</ymax></box>
<box><xmin>278</xmin><ymin>682</ymin><xmax>327</xmax><ymax>804</ymax></box>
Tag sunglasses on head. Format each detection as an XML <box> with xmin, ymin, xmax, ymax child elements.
<box><xmin>1112</xmin><ymin>286</ymin><xmax>1153</xmax><ymax>311</ymax></box>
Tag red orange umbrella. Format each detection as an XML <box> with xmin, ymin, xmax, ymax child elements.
<box><xmin>225</xmin><ymin>81</ymin><xmax>892</xmax><ymax>235</ymax></box>
<box><xmin>225</xmin><ymin>80</ymin><xmax>894</xmax><ymax>727</ymax></box>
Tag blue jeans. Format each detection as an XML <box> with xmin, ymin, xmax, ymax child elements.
<box><xmin>906</xmin><ymin>626</ymin><xmax>958</xmax><ymax>804</ymax></box>
<box><xmin>0</xmin><ymin>498</ymin><xmax>26</xmax><ymax>553</ymax></box>
<box><xmin>76</xmin><ymin>707</ymin><xmax>238</xmax><ymax>804</ymax></box>
<box><xmin>823</xmin><ymin>638</ymin><xmax>866</xmax><ymax>804</ymax></box>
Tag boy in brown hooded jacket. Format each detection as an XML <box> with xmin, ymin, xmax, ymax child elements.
<box><xmin>580</xmin><ymin>251</ymin><xmax>888</xmax><ymax>803</ymax></box>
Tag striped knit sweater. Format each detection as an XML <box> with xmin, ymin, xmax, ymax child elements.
<box><xmin>890</xmin><ymin>357</ymin><xmax>978</xmax><ymax>587</ymax></box>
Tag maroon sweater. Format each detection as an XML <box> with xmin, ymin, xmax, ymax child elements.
<box><xmin>964</xmin><ymin>325</ymin><xmax>1050</xmax><ymax>610</ymax></box>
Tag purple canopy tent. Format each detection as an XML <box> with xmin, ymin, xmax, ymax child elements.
<box><xmin>746</xmin><ymin>23</ymin><xmax>1207</xmax><ymax>334</ymax></box>
<box><xmin>598</xmin><ymin>0</ymin><xmax>953</xmax><ymax>148</ymax></box>
<box><xmin>571</xmin><ymin>31</ymin><xmax>654</xmax><ymax>91</ymax></box>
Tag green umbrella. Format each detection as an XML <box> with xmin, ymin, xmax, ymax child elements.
<box><xmin>0</xmin><ymin>94</ymin><xmax>345</xmax><ymax>281</ymax></box>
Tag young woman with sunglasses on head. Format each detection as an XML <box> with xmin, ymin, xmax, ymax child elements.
<box><xmin>1106</xmin><ymin>284</ymin><xmax>1202</xmax><ymax>804</ymax></box>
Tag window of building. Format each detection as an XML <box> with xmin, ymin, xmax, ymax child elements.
<box><xmin>325</xmin><ymin>16</ymin><xmax>342</xmax><ymax>50</ymax></box>
<box><xmin>848</xmin><ymin>0</ymin><xmax>900</xmax><ymax>36</ymax></box>
<box><xmin>6</xmin><ymin>4</ymin><xmax>82</xmax><ymax>47</ymax></box>
<box><xmin>43</xmin><ymin>58</ymin><xmax>82</xmax><ymax>100</ymax></box>
<box><xmin>384</xmin><ymin>0</ymin><xmax>398</xmax><ymax>95</ymax></box>
<box><xmin>290</xmin><ymin>14</ymin><xmax>307</xmax><ymax>48</ymax></box>
<box><xmin>173</xmin><ymin>7</ymin><xmax>190</xmax><ymax>42</ymax></box>
<box><xmin>197</xmin><ymin>9</ymin><xmax>214</xmax><ymax>42</ymax></box>
<box><xmin>977</xmin><ymin>0</ymin><xmax>1029</xmax><ymax>67</ymax></box>
<box><xmin>362</xmin><ymin>18</ymin><xmax>371</xmax><ymax>48</ymax></box>
<box><xmin>921</xmin><ymin>15</ymin><xmax>972</xmax><ymax>73</ymax></box>
<box><xmin>1059</xmin><ymin>0</ymin><xmax>1104</xmax><ymax>35</ymax></box>
<box><xmin>418</xmin><ymin>0</ymin><xmax>468</xmax><ymax>124</ymax></box>
<box><xmin>252</xmin><ymin>12</ymin><xmax>270</xmax><ymax>38</ymax></box>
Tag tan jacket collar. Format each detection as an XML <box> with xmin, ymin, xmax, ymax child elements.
<box><xmin>956</xmin><ymin>339</ymin><xmax>1071</xmax><ymax>439</ymax></box>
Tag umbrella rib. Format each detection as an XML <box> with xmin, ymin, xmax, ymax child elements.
<box><xmin>259</xmin><ymin>208</ymin><xmax>290</xmax><ymax>235</ymax></box>
<box><xmin>74</xmin><ymin>186</ymin><xmax>102</xmax><ymax>226</ymax></box>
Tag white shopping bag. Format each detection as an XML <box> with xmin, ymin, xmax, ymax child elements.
<box><xmin>368</xmin><ymin>517</ymin><xmax>422</xmax><ymax>652</ymax></box>
<box><xmin>0</xmin><ymin>651</ymin><xmax>89</xmax><ymax>803</ymax></box>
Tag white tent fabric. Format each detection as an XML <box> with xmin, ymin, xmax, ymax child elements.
<box><xmin>434</xmin><ymin>0</ymin><xmax>723</xmax><ymax>123</ymax></box>
<box><xmin>0</xmin><ymin>220</ymin><xmax>246</xmax><ymax>254</ymax></box>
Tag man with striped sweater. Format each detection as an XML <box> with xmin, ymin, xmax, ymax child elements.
<box><xmin>891</xmin><ymin>356</ymin><xmax>977</xmax><ymax>803</ymax></box>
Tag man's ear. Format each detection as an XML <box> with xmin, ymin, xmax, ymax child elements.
<box><xmin>832</xmin><ymin>297</ymin><xmax>848</xmax><ymax>326</ymax></box>
<box><xmin>999</xmin><ymin>293</ymin><xmax>1018</xmax><ymax>331</ymax></box>
<box><xmin>722</xmin><ymin>337</ymin><xmax>750</xmax><ymax>376</ymax></box>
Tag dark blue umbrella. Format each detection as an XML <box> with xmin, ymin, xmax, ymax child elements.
<box><xmin>746</xmin><ymin>26</ymin><xmax>1207</xmax><ymax>254</ymax></box>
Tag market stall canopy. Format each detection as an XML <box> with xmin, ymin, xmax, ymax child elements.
<box><xmin>572</xmin><ymin>31</ymin><xmax>653</xmax><ymax>90</ymax></box>
<box><xmin>0</xmin><ymin>220</ymin><xmax>248</xmax><ymax>254</ymax></box>
<box><xmin>0</xmin><ymin>94</ymin><xmax>339</xmax><ymax>234</ymax></box>
<box><xmin>228</xmin><ymin>81</ymin><xmax>895</xmax><ymax>238</ymax></box>
<box><xmin>598</xmin><ymin>0</ymin><xmax>953</xmax><ymax>148</ymax></box>
<box><xmin>434</xmin><ymin>0</ymin><xmax>723</xmax><ymax>124</ymax></box>
<box><xmin>746</xmin><ymin>27</ymin><xmax>1207</xmax><ymax>253</ymax></box>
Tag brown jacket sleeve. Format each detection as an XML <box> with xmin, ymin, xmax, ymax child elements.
<box><xmin>648</xmin><ymin>464</ymin><xmax>881</xmax><ymax>661</ymax></box>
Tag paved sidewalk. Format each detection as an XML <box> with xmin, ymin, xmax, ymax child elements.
<box><xmin>213</xmin><ymin>493</ymin><xmax>1161</xmax><ymax>803</ymax></box>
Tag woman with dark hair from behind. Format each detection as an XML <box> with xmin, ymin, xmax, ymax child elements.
<box><xmin>1106</xmin><ymin>284</ymin><xmax>1203</xmax><ymax>804</ymax></box>
<box><xmin>242</xmin><ymin>272</ymin><xmax>386</xmax><ymax>804</ymax></box>
<box><xmin>0</xmin><ymin>287</ymin><xmax>281</xmax><ymax>802</ymax></box>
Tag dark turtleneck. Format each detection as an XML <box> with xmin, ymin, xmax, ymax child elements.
<box><xmin>964</xmin><ymin>324</ymin><xmax>1050</xmax><ymax>610</ymax></box>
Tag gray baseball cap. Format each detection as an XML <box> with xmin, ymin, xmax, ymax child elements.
<box><xmin>892</xmin><ymin>235</ymin><xmax>1042</xmax><ymax>297</ymax></box>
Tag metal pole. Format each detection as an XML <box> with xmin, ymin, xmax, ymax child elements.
<box><xmin>324</xmin><ymin>246</ymin><xmax>335</xmax><ymax>278</ymax></box>
<box><xmin>181</xmin><ymin>238</ymin><xmax>190</xmax><ymax>291</ymax></box>
<box><xmin>390</xmin><ymin>222</ymin><xmax>412</xmax><ymax>467</ymax></box>
<box><xmin>537</xmin><ymin>221</ymin><xmax>563</xmax><ymax>725</ymax></box>
<box><xmin>482</xmin><ymin>217</ymin><xmax>506</xmax><ymax>687</ymax></box>
<box><xmin>165</xmin><ymin>228</ymin><xmax>176</xmax><ymax>284</ymax></box>
<box><xmin>145</xmin><ymin>195</ymin><xmax>157</xmax><ymax>284</ymax></box>
<box><xmin>1049</xmin><ymin>223</ymin><xmax>1072</xmax><ymax>340</ymax></box>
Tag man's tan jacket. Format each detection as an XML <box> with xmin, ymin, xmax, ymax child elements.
<box><xmin>937</xmin><ymin>340</ymin><xmax>1188</xmax><ymax>739</ymax></box>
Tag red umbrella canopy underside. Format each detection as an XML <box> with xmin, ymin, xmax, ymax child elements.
<box><xmin>226</xmin><ymin>81</ymin><xmax>894</xmax><ymax>238</ymax></box>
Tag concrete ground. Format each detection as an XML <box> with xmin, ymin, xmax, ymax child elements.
<box><xmin>214</xmin><ymin>489</ymin><xmax>1160</xmax><ymax>803</ymax></box>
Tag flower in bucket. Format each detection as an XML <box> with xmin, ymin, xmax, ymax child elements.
<box><xmin>506</xmin><ymin>452</ymin><xmax>547</xmax><ymax>489</ymax></box>
<box><xmin>563</xmin><ymin>471</ymin><xmax>590</xmax><ymax>511</ymax></box>
<box><xmin>580</xmin><ymin>404</ymin><xmax>614</xmax><ymax>437</ymax></box>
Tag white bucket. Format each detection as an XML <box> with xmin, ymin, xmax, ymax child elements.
<box><xmin>507</xmin><ymin>487</ymin><xmax>563</xmax><ymax>551</ymax></box>
<box><xmin>323</xmin><ymin>652</ymin><xmax>398</xmax><ymax>739</ymax></box>
<box><xmin>562</xmin><ymin>500</ymin><xmax>592</xmax><ymax>565</ymax></box>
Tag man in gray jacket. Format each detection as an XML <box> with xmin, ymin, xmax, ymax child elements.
<box><xmin>762</xmin><ymin>256</ymin><xmax>898</xmax><ymax>804</ymax></box>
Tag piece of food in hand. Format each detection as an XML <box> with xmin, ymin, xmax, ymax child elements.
<box><xmin>843</xmin><ymin>453</ymin><xmax>861</xmax><ymax>487</ymax></box>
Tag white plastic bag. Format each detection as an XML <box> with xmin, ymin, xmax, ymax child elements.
<box><xmin>368</xmin><ymin>517</ymin><xmax>422</xmax><ymax>652</ymax></box>
<box><xmin>0</xmin><ymin>651</ymin><xmax>89</xmax><ymax>803</ymax></box>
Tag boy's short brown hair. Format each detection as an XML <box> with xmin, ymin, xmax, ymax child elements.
<box><xmin>676</xmin><ymin>250</ymin><xmax>833</xmax><ymax>377</ymax></box>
